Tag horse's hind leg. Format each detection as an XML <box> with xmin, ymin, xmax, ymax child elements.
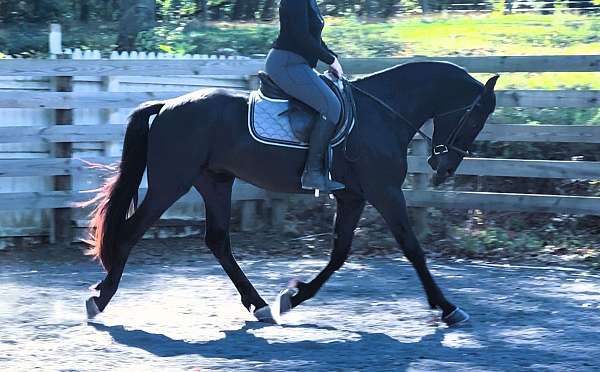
<box><xmin>88</xmin><ymin>188</ymin><xmax>188</xmax><ymax>316</ymax></box>
<box><xmin>193</xmin><ymin>175</ymin><xmax>271</xmax><ymax>322</ymax></box>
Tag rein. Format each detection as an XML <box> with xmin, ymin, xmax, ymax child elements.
<box><xmin>345</xmin><ymin>79</ymin><xmax>478</xmax><ymax>158</ymax></box>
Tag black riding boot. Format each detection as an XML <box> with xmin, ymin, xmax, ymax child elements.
<box><xmin>301</xmin><ymin>115</ymin><xmax>345</xmax><ymax>191</ymax></box>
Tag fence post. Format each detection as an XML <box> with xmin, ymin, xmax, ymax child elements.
<box><xmin>269</xmin><ymin>193</ymin><xmax>287</xmax><ymax>228</ymax></box>
<box><xmin>412</xmin><ymin>122</ymin><xmax>431</xmax><ymax>240</ymax></box>
<box><xmin>240</xmin><ymin>198</ymin><xmax>258</xmax><ymax>232</ymax></box>
<box><xmin>101</xmin><ymin>75</ymin><xmax>119</xmax><ymax>144</ymax></box>
<box><xmin>49</xmin><ymin>24</ymin><xmax>62</xmax><ymax>58</ymax></box>
<box><xmin>50</xmin><ymin>54</ymin><xmax>73</xmax><ymax>244</ymax></box>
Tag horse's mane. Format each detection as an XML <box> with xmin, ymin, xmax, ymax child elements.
<box><xmin>353</xmin><ymin>60</ymin><xmax>481</xmax><ymax>88</ymax></box>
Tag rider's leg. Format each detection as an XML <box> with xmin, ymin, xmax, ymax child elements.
<box><xmin>301</xmin><ymin>114</ymin><xmax>343</xmax><ymax>191</ymax></box>
<box><xmin>265</xmin><ymin>49</ymin><xmax>344</xmax><ymax>191</ymax></box>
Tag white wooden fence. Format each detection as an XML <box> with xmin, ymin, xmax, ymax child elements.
<box><xmin>0</xmin><ymin>52</ymin><xmax>598</xmax><ymax>244</ymax></box>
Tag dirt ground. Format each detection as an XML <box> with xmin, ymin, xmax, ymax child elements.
<box><xmin>1</xmin><ymin>237</ymin><xmax>600</xmax><ymax>371</ymax></box>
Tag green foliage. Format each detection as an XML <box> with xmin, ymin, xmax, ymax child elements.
<box><xmin>323</xmin><ymin>17</ymin><xmax>405</xmax><ymax>57</ymax></box>
<box><xmin>456</xmin><ymin>226</ymin><xmax>544</xmax><ymax>254</ymax></box>
<box><xmin>138</xmin><ymin>22</ymin><xmax>279</xmax><ymax>55</ymax></box>
<box><xmin>0</xmin><ymin>0</ymin><xmax>69</xmax><ymax>23</ymax></box>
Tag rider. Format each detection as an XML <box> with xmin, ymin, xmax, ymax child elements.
<box><xmin>265</xmin><ymin>0</ymin><xmax>345</xmax><ymax>191</ymax></box>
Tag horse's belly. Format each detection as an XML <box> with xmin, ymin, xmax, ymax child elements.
<box><xmin>212</xmin><ymin>123</ymin><xmax>310</xmax><ymax>194</ymax></box>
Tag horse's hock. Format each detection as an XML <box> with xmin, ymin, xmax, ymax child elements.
<box><xmin>0</xmin><ymin>54</ymin><xmax>599</xmax><ymax>243</ymax></box>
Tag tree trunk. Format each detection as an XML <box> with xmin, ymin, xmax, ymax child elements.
<box><xmin>504</xmin><ymin>0</ymin><xmax>513</xmax><ymax>14</ymax></box>
<box><xmin>419</xmin><ymin>0</ymin><xmax>430</xmax><ymax>14</ymax></box>
<box><xmin>231</xmin><ymin>0</ymin><xmax>244</xmax><ymax>20</ymax></box>
<box><xmin>101</xmin><ymin>0</ymin><xmax>111</xmax><ymax>20</ymax></box>
<box><xmin>539</xmin><ymin>0</ymin><xmax>555</xmax><ymax>14</ymax></box>
<box><xmin>196</xmin><ymin>0</ymin><xmax>208</xmax><ymax>22</ymax></box>
<box><xmin>243</xmin><ymin>0</ymin><xmax>259</xmax><ymax>20</ymax></box>
<box><xmin>381</xmin><ymin>0</ymin><xmax>400</xmax><ymax>18</ymax></box>
<box><xmin>261</xmin><ymin>0</ymin><xmax>275</xmax><ymax>21</ymax></box>
<box><xmin>365</xmin><ymin>0</ymin><xmax>377</xmax><ymax>18</ymax></box>
<box><xmin>31</xmin><ymin>0</ymin><xmax>41</xmax><ymax>21</ymax></box>
<box><xmin>116</xmin><ymin>0</ymin><xmax>156</xmax><ymax>51</ymax></box>
<box><xmin>80</xmin><ymin>0</ymin><xmax>90</xmax><ymax>22</ymax></box>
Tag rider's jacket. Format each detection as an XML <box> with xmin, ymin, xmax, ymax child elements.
<box><xmin>272</xmin><ymin>0</ymin><xmax>337</xmax><ymax>68</ymax></box>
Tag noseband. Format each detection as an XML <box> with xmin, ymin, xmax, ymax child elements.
<box><xmin>347</xmin><ymin>79</ymin><xmax>481</xmax><ymax>158</ymax></box>
<box><xmin>431</xmin><ymin>94</ymin><xmax>482</xmax><ymax>157</ymax></box>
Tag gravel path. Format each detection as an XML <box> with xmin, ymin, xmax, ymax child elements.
<box><xmin>1</xmin><ymin>242</ymin><xmax>599</xmax><ymax>371</ymax></box>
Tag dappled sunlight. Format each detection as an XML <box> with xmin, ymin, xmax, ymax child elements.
<box><xmin>534</xmin><ymin>279</ymin><xmax>600</xmax><ymax>304</ymax></box>
<box><xmin>497</xmin><ymin>327</ymin><xmax>553</xmax><ymax>345</ymax></box>
<box><xmin>441</xmin><ymin>331</ymin><xmax>485</xmax><ymax>349</ymax></box>
<box><xmin>280</xmin><ymin>298</ymin><xmax>438</xmax><ymax>343</ymax></box>
<box><xmin>2</xmin><ymin>256</ymin><xmax>600</xmax><ymax>369</ymax></box>
<box><xmin>250</xmin><ymin>325</ymin><xmax>361</xmax><ymax>344</ymax></box>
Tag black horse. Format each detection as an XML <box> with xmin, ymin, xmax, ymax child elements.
<box><xmin>84</xmin><ymin>61</ymin><xmax>498</xmax><ymax>326</ymax></box>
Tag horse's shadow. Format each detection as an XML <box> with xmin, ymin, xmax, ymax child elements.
<box><xmin>88</xmin><ymin>320</ymin><xmax>467</xmax><ymax>367</ymax></box>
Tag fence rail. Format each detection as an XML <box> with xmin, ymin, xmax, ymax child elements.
<box><xmin>2</xmin><ymin>124</ymin><xmax>599</xmax><ymax>145</ymax></box>
<box><xmin>1</xmin><ymin>155</ymin><xmax>599</xmax><ymax>181</ymax></box>
<box><xmin>0</xmin><ymin>54</ymin><xmax>599</xmax><ymax>242</ymax></box>
<box><xmin>1</xmin><ymin>89</ymin><xmax>598</xmax><ymax>109</ymax></box>
<box><xmin>1</xmin><ymin>55</ymin><xmax>598</xmax><ymax>76</ymax></box>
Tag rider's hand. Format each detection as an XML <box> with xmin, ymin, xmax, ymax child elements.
<box><xmin>329</xmin><ymin>57</ymin><xmax>344</xmax><ymax>79</ymax></box>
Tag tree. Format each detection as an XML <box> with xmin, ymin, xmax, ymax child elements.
<box><xmin>261</xmin><ymin>0</ymin><xmax>276</xmax><ymax>21</ymax></box>
<box><xmin>80</xmin><ymin>0</ymin><xmax>90</xmax><ymax>22</ymax></box>
<box><xmin>117</xmin><ymin>0</ymin><xmax>156</xmax><ymax>51</ymax></box>
<box><xmin>419</xmin><ymin>0</ymin><xmax>431</xmax><ymax>14</ymax></box>
<box><xmin>231</xmin><ymin>0</ymin><xmax>244</xmax><ymax>20</ymax></box>
<box><xmin>196</xmin><ymin>0</ymin><xmax>208</xmax><ymax>22</ymax></box>
<box><xmin>244</xmin><ymin>0</ymin><xmax>260</xmax><ymax>20</ymax></box>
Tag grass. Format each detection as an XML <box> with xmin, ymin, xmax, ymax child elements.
<box><xmin>354</xmin><ymin>12</ymin><xmax>600</xmax><ymax>57</ymax></box>
<box><xmin>0</xmin><ymin>13</ymin><xmax>598</xmax><ymax>91</ymax></box>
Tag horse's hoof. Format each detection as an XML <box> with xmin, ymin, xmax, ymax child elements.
<box><xmin>253</xmin><ymin>306</ymin><xmax>277</xmax><ymax>324</ymax></box>
<box><xmin>271</xmin><ymin>288</ymin><xmax>297</xmax><ymax>322</ymax></box>
<box><xmin>275</xmin><ymin>288</ymin><xmax>296</xmax><ymax>315</ymax></box>
<box><xmin>86</xmin><ymin>297</ymin><xmax>102</xmax><ymax>319</ymax></box>
<box><xmin>442</xmin><ymin>307</ymin><xmax>470</xmax><ymax>326</ymax></box>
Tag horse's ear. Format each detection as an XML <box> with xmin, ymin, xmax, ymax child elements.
<box><xmin>483</xmin><ymin>74</ymin><xmax>499</xmax><ymax>94</ymax></box>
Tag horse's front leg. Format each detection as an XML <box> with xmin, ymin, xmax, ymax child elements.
<box><xmin>277</xmin><ymin>190</ymin><xmax>365</xmax><ymax>313</ymax></box>
<box><xmin>367</xmin><ymin>186</ymin><xmax>469</xmax><ymax>326</ymax></box>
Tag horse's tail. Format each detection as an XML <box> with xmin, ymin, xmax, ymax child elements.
<box><xmin>84</xmin><ymin>100</ymin><xmax>164</xmax><ymax>271</ymax></box>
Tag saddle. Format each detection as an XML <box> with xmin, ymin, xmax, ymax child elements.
<box><xmin>248</xmin><ymin>70</ymin><xmax>355</xmax><ymax>148</ymax></box>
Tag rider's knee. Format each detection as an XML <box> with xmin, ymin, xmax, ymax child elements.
<box><xmin>324</xmin><ymin>102</ymin><xmax>341</xmax><ymax>124</ymax></box>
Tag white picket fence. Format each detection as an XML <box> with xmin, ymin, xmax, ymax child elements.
<box><xmin>58</xmin><ymin>48</ymin><xmax>252</xmax><ymax>61</ymax></box>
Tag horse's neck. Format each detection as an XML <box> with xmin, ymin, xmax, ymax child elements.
<box><xmin>354</xmin><ymin>71</ymin><xmax>435</xmax><ymax>142</ymax></box>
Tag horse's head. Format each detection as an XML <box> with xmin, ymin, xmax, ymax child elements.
<box><xmin>428</xmin><ymin>74</ymin><xmax>499</xmax><ymax>186</ymax></box>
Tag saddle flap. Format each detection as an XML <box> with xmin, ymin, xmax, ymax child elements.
<box><xmin>248</xmin><ymin>73</ymin><xmax>357</xmax><ymax>149</ymax></box>
<box><xmin>287</xmin><ymin>103</ymin><xmax>315</xmax><ymax>143</ymax></box>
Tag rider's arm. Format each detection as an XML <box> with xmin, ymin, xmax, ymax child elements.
<box><xmin>321</xmin><ymin>39</ymin><xmax>338</xmax><ymax>58</ymax></box>
<box><xmin>281</xmin><ymin>0</ymin><xmax>336</xmax><ymax>65</ymax></box>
